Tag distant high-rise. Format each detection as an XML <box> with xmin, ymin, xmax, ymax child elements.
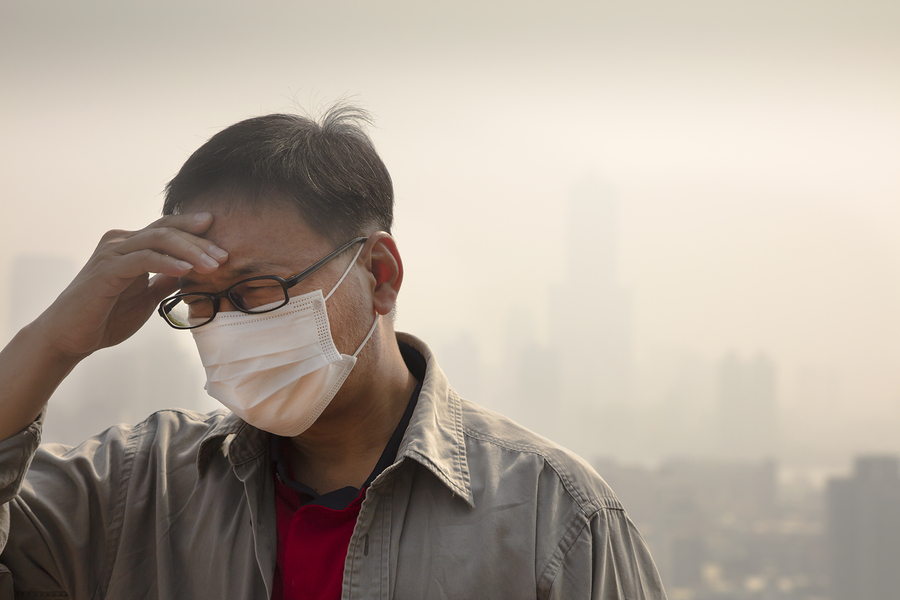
<box><xmin>715</xmin><ymin>352</ymin><xmax>778</xmax><ymax>459</ymax></box>
<box><xmin>827</xmin><ymin>455</ymin><xmax>900</xmax><ymax>600</ymax></box>
<box><xmin>548</xmin><ymin>177</ymin><xmax>634</xmax><ymax>455</ymax></box>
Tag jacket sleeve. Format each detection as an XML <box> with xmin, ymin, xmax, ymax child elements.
<box><xmin>0</xmin><ymin>414</ymin><xmax>134</xmax><ymax>599</ymax></box>
<box><xmin>546</xmin><ymin>507</ymin><xmax>668</xmax><ymax>600</ymax></box>
<box><xmin>0</xmin><ymin>415</ymin><xmax>44</xmax><ymax>599</ymax></box>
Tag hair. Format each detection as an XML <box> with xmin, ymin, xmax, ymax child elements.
<box><xmin>162</xmin><ymin>105</ymin><xmax>393</xmax><ymax>243</ymax></box>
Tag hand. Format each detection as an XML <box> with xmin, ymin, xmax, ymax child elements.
<box><xmin>31</xmin><ymin>212</ymin><xmax>228</xmax><ymax>360</ymax></box>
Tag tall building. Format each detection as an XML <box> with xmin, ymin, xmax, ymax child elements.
<box><xmin>548</xmin><ymin>177</ymin><xmax>634</xmax><ymax>456</ymax></box>
<box><xmin>827</xmin><ymin>455</ymin><xmax>900</xmax><ymax>600</ymax></box>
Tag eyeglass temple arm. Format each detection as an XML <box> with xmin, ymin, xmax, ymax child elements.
<box><xmin>286</xmin><ymin>237</ymin><xmax>367</xmax><ymax>286</ymax></box>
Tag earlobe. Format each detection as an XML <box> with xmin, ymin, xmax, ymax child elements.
<box><xmin>366</xmin><ymin>233</ymin><xmax>403</xmax><ymax>316</ymax></box>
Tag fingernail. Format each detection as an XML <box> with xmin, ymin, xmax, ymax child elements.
<box><xmin>208</xmin><ymin>246</ymin><xmax>228</xmax><ymax>260</ymax></box>
<box><xmin>175</xmin><ymin>260</ymin><xmax>193</xmax><ymax>270</ymax></box>
<box><xmin>194</xmin><ymin>212</ymin><xmax>212</xmax><ymax>222</ymax></box>
<box><xmin>200</xmin><ymin>254</ymin><xmax>219</xmax><ymax>269</ymax></box>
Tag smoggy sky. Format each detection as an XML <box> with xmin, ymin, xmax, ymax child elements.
<box><xmin>2</xmin><ymin>0</ymin><xmax>899</xmax><ymax>447</ymax></box>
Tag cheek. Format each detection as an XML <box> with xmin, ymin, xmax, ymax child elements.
<box><xmin>326</xmin><ymin>277</ymin><xmax>373</xmax><ymax>353</ymax></box>
<box><xmin>288</xmin><ymin>268</ymin><xmax>335</xmax><ymax>299</ymax></box>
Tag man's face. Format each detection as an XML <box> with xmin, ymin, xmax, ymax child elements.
<box><xmin>177</xmin><ymin>193</ymin><xmax>372</xmax><ymax>357</ymax></box>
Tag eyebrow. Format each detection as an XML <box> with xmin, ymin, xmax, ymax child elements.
<box><xmin>178</xmin><ymin>260</ymin><xmax>297</xmax><ymax>290</ymax></box>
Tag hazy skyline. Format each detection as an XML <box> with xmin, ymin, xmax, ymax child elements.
<box><xmin>2</xmin><ymin>1</ymin><xmax>898</xmax><ymax>462</ymax></box>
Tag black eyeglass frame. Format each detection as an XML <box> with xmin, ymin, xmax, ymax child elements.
<box><xmin>157</xmin><ymin>236</ymin><xmax>367</xmax><ymax>330</ymax></box>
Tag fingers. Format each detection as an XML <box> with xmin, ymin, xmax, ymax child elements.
<box><xmin>26</xmin><ymin>212</ymin><xmax>229</xmax><ymax>359</ymax></box>
<box><xmin>92</xmin><ymin>250</ymin><xmax>196</xmax><ymax>301</ymax></box>
<box><xmin>145</xmin><ymin>211</ymin><xmax>217</xmax><ymax>236</ymax></box>
<box><xmin>115</xmin><ymin>228</ymin><xmax>225</xmax><ymax>274</ymax></box>
<box><xmin>97</xmin><ymin>212</ymin><xmax>214</xmax><ymax>246</ymax></box>
<box><xmin>100</xmin><ymin>212</ymin><xmax>229</xmax><ymax>277</ymax></box>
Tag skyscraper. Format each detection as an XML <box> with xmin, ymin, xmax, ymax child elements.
<box><xmin>827</xmin><ymin>455</ymin><xmax>900</xmax><ymax>600</ymax></box>
<box><xmin>548</xmin><ymin>177</ymin><xmax>634</xmax><ymax>455</ymax></box>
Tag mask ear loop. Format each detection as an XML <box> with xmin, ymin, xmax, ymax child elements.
<box><xmin>325</xmin><ymin>243</ymin><xmax>366</xmax><ymax>301</ymax></box>
<box><xmin>324</xmin><ymin>241</ymin><xmax>379</xmax><ymax>357</ymax></box>
<box><xmin>352</xmin><ymin>313</ymin><xmax>380</xmax><ymax>358</ymax></box>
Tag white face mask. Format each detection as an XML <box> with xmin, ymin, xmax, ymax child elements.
<box><xmin>190</xmin><ymin>245</ymin><xmax>378</xmax><ymax>436</ymax></box>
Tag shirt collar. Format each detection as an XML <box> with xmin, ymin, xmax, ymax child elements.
<box><xmin>197</xmin><ymin>332</ymin><xmax>475</xmax><ymax>508</ymax></box>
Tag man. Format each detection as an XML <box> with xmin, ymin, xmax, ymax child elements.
<box><xmin>0</xmin><ymin>106</ymin><xmax>666</xmax><ymax>599</ymax></box>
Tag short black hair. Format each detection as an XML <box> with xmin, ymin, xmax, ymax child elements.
<box><xmin>162</xmin><ymin>105</ymin><xmax>393</xmax><ymax>243</ymax></box>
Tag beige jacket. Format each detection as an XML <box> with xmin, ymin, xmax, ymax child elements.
<box><xmin>0</xmin><ymin>333</ymin><xmax>667</xmax><ymax>599</ymax></box>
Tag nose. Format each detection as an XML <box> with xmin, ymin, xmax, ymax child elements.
<box><xmin>217</xmin><ymin>296</ymin><xmax>240</xmax><ymax>313</ymax></box>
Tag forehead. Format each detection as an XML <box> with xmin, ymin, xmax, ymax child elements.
<box><xmin>184</xmin><ymin>194</ymin><xmax>333</xmax><ymax>284</ymax></box>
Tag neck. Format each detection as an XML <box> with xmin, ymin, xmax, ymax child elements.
<box><xmin>286</xmin><ymin>326</ymin><xmax>417</xmax><ymax>495</ymax></box>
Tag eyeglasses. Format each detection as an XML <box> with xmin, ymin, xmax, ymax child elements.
<box><xmin>157</xmin><ymin>237</ymin><xmax>366</xmax><ymax>330</ymax></box>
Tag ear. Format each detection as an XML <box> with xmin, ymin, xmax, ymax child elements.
<box><xmin>363</xmin><ymin>232</ymin><xmax>403</xmax><ymax>316</ymax></box>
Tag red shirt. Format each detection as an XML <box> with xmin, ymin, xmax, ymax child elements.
<box><xmin>270</xmin><ymin>346</ymin><xmax>423</xmax><ymax>600</ymax></box>
<box><xmin>272</xmin><ymin>474</ymin><xmax>366</xmax><ymax>600</ymax></box>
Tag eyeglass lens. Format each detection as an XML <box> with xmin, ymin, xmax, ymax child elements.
<box><xmin>161</xmin><ymin>278</ymin><xmax>289</xmax><ymax>328</ymax></box>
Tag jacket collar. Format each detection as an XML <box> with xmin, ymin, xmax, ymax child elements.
<box><xmin>394</xmin><ymin>333</ymin><xmax>474</xmax><ymax>506</ymax></box>
<box><xmin>196</xmin><ymin>332</ymin><xmax>475</xmax><ymax>507</ymax></box>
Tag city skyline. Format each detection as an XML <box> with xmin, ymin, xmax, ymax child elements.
<box><xmin>2</xmin><ymin>0</ymin><xmax>898</xmax><ymax>468</ymax></box>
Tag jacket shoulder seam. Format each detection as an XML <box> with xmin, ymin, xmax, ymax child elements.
<box><xmin>461</xmin><ymin>426</ymin><xmax>622</xmax><ymax>514</ymax></box>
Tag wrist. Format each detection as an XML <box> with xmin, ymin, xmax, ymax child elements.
<box><xmin>19</xmin><ymin>318</ymin><xmax>89</xmax><ymax>372</ymax></box>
